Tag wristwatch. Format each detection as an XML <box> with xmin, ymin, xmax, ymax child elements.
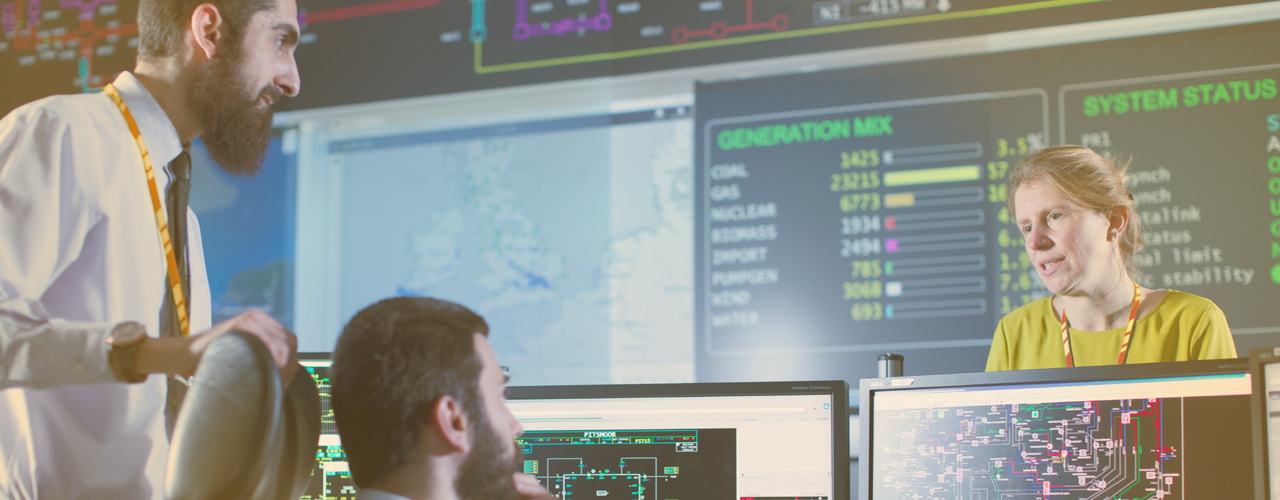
<box><xmin>106</xmin><ymin>321</ymin><xmax>149</xmax><ymax>383</ymax></box>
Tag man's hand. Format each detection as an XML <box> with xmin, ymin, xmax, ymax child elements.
<box><xmin>514</xmin><ymin>473</ymin><xmax>554</xmax><ymax>500</ymax></box>
<box><xmin>135</xmin><ymin>309</ymin><xmax>299</xmax><ymax>385</ymax></box>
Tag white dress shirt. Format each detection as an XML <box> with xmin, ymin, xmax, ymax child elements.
<box><xmin>0</xmin><ymin>72</ymin><xmax>211</xmax><ymax>499</ymax></box>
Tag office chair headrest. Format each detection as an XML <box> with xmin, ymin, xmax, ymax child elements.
<box><xmin>278</xmin><ymin>364</ymin><xmax>322</xmax><ymax>499</ymax></box>
<box><xmin>164</xmin><ymin>331</ymin><xmax>319</xmax><ymax>500</ymax></box>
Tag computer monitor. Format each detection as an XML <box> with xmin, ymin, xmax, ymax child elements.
<box><xmin>298</xmin><ymin>353</ymin><xmax>351</xmax><ymax>500</ymax></box>
<box><xmin>858</xmin><ymin>359</ymin><xmax>1253</xmax><ymax>500</ymax></box>
<box><xmin>1252</xmin><ymin>347</ymin><xmax>1280</xmax><ymax>500</ymax></box>
<box><xmin>298</xmin><ymin>356</ymin><xmax>847</xmax><ymax>500</ymax></box>
<box><xmin>507</xmin><ymin>381</ymin><xmax>850</xmax><ymax>500</ymax></box>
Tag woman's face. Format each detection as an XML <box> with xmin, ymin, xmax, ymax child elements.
<box><xmin>1014</xmin><ymin>181</ymin><xmax>1121</xmax><ymax>297</ymax></box>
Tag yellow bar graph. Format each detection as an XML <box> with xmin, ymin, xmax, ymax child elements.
<box><xmin>883</xmin><ymin>165</ymin><xmax>981</xmax><ymax>187</ymax></box>
<box><xmin>885</xmin><ymin>193</ymin><xmax>916</xmax><ymax>208</ymax></box>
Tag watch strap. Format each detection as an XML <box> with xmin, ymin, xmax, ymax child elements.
<box><xmin>107</xmin><ymin>321</ymin><xmax>148</xmax><ymax>383</ymax></box>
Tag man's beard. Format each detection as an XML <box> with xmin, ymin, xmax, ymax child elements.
<box><xmin>187</xmin><ymin>55</ymin><xmax>281</xmax><ymax>176</ymax></box>
<box><xmin>455</xmin><ymin>408</ymin><xmax>523</xmax><ymax>500</ymax></box>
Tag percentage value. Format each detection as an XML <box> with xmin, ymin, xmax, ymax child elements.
<box><xmin>997</xmin><ymin>228</ymin><xmax>1026</xmax><ymax>248</ymax></box>
<box><xmin>988</xmin><ymin>183</ymin><xmax>1008</xmax><ymax>203</ymax></box>
<box><xmin>999</xmin><ymin>294</ymin><xmax>1033</xmax><ymax>314</ymax></box>
<box><xmin>996</xmin><ymin>206</ymin><xmax>1012</xmax><ymax>224</ymax></box>
<box><xmin>987</xmin><ymin>161</ymin><xmax>1009</xmax><ymax>181</ymax></box>
<box><xmin>998</xmin><ymin>251</ymin><xmax>1030</xmax><ymax>271</ymax></box>
<box><xmin>996</xmin><ymin>133</ymin><xmax>1048</xmax><ymax>157</ymax></box>
<box><xmin>999</xmin><ymin>272</ymin><xmax>1033</xmax><ymax>291</ymax></box>
<box><xmin>996</xmin><ymin>137</ymin><xmax>1027</xmax><ymax>158</ymax></box>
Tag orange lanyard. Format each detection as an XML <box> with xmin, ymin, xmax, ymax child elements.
<box><xmin>1060</xmin><ymin>281</ymin><xmax>1140</xmax><ymax>367</ymax></box>
<box><xmin>103</xmin><ymin>83</ymin><xmax>189</xmax><ymax>337</ymax></box>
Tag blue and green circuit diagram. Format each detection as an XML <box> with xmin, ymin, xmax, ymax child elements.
<box><xmin>518</xmin><ymin>428</ymin><xmax>737</xmax><ymax>500</ymax></box>
<box><xmin>873</xmin><ymin>398</ymin><xmax>1185</xmax><ymax>499</ymax></box>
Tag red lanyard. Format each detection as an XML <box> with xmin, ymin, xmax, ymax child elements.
<box><xmin>1060</xmin><ymin>281</ymin><xmax>1140</xmax><ymax>367</ymax></box>
<box><xmin>104</xmin><ymin>83</ymin><xmax>189</xmax><ymax>337</ymax></box>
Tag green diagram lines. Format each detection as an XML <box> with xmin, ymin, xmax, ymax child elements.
<box><xmin>519</xmin><ymin>428</ymin><xmax>737</xmax><ymax>500</ymax></box>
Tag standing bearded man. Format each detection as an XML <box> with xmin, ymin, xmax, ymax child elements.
<box><xmin>0</xmin><ymin>0</ymin><xmax>303</xmax><ymax>497</ymax></box>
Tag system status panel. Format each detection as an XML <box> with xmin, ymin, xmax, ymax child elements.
<box><xmin>1059</xmin><ymin>65</ymin><xmax>1280</xmax><ymax>310</ymax></box>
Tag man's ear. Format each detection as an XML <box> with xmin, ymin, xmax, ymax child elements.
<box><xmin>189</xmin><ymin>3</ymin><xmax>224</xmax><ymax>61</ymax></box>
<box><xmin>429</xmin><ymin>395</ymin><xmax>472</xmax><ymax>454</ymax></box>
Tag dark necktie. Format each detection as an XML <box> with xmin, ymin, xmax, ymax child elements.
<box><xmin>166</xmin><ymin>150</ymin><xmax>192</xmax><ymax>312</ymax></box>
<box><xmin>163</xmin><ymin>150</ymin><xmax>192</xmax><ymax>435</ymax></box>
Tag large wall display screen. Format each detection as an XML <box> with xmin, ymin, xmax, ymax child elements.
<box><xmin>1</xmin><ymin>0</ymin><xmax>1268</xmax><ymax>114</ymax></box>
<box><xmin>7</xmin><ymin>0</ymin><xmax>1280</xmax><ymax>394</ymax></box>
<box><xmin>695</xmin><ymin>21</ymin><xmax>1280</xmax><ymax>384</ymax></box>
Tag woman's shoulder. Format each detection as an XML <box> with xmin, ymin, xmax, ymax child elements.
<box><xmin>998</xmin><ymin>296</ymin><xmax>1057</xmax><ymax>327</ymax></box>
<box><xmin>1152</xmin><ymin>289</ymin><xmax>1223</xmax><ymax>317</ymax></box>
<box><xmin>1147</xmin><ymin>290</ymin><xmax>1236</xmax><ymax>358</ymax></box>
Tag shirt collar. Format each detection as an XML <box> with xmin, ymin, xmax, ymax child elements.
<box><xmin>109</xmin><ymin>71</ymin><xmax>185</xmax><ymax>168</ymax></box>
<box><xmin>355</xmin><ymin>489</ymin><xmax>416</xmax><ymax>500</ymax></box>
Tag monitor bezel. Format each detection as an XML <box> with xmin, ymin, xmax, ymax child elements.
<box><xmin>507</xmin><ymin>380</ymin><xmax>850</xmax><ymax>500</ymax></box>
<box><xmin>858</xmin><ymin>358</ymin><xmax>1250</xmax><ymax>500</ymax></box>
<box><xmin>1252</xmin><ymin>348</ymin><xmax>1280</xmax><ymax>500</ymax></box>
<box><xmin>299</xmin><ymin>352</ymin><xmax>331</xmax><ymax>362</ymax></box>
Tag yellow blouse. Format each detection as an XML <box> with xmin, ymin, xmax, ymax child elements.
<box><xmin>985</xmin><ymin>290</ymin><xmax>1237</xmax><ymax>371</ymax></box>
